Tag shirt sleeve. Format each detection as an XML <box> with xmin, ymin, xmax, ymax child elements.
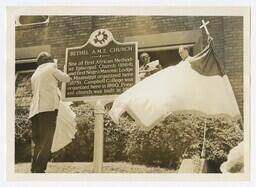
<box><xmin>52</xmin><ymin>65</ymin><xmax>71</xmax><ymax>83</ymax></box>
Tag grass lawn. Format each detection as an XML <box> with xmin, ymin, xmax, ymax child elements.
<box><xmin>15</xmin><ymin>162</ymin><xmax>176</xmax><ymax>173</ymax></box>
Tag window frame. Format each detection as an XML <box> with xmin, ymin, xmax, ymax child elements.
<box><xmin>15</xmin><ymin>16</ymin><xmax>50</xmax><ymax>27</ymax></box>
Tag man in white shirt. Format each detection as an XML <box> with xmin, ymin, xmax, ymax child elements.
<box><xmin>29</xmin><ymin>52</ymin><xmax>70</xmax><ymax>173</ymax></box>
<box><xmin>139</xmin><ymin>52</ymin><xmax>162</xmax><ymax>80</ymax></box>
<box><xmin>178</xmin><ymin>46</ymin><xmax>191</xmax><ymax>61</ymax></box>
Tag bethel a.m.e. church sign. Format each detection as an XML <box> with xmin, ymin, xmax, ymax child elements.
<box><xmin>62</xmin><ymin>29</ymin><xmax>138</xmax><ymax>102</ymax></box>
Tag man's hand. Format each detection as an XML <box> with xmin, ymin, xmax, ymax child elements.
<box><xmin>53</xmin><ymin>59</ymin><xmax>58</xmax><ymax>68</ymax></box>
<box><xmin>207</xmin><ymin>35</ymin><xmax>214</xmax><ymax>43</ymax></box>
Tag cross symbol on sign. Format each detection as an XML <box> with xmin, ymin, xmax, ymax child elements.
<box><xmin>200</xmin><ymin>20</ymin><xmax>210</xmax><ymax>36</ymax></box>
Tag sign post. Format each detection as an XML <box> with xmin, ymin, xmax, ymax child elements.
<box><xmin>62</xmin><ymin>29</ymin><xmax>138</xmax><ymax>172</ymax></box>
<box><xmin>93</xmin><ymin>100</ymin><xmax>105</xmax><ymax>172</ymax></box>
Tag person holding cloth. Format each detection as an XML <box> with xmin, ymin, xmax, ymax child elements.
<box><xmin>28</xmin><ymin>52</ymin><xmax>70</xmax><ymax>173</ymax></box>
<box><xmin>139</xmin><ymin>52</ymin><xmax>162</xmax><ymax>80</ymax></box>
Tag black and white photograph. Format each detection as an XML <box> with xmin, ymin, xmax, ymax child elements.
<box><xmin>5</xmin><ymin>6</ymin><xmax>250</xmax><ymax>181</ymax></box>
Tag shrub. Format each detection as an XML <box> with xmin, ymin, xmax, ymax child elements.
<box><xmin>103</xmin><ymin>114</ymin><xmax>129</xmax><ymax>161</ymax></box>
<box><xmin>181</xmin><ymin>114</ymin><xmax>243</xmax><ymax>166</ymax></box>
<box><xmin>124</xmin><ymin>113</ymin><xmax>243</xmax><ymax>169</ymax></box>
<box><xmin>15</xmin><ymin>107</ymin><xmax>32</xmax><ymax>163</ymax></box>
<box><xmin>52</xmin><ymin>103</ymin><xmax>129</xmax><ymax>162</ymax></box>
<box><xmin>15</xmin><ymin>101</ymin><xmax>243</xmax><ymax>171</ymax></box>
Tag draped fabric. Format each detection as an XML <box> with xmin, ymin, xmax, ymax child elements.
<box><xmin>51</xmin><ymin>102</ymin><xmax>77</xmax><ymax>152</ymax></box>
<box><xmin>109</xmin><ymin>41</ymin><xmax>241</xmax><ymax>130</ymax></box>
<box><xmin>220</xmin><ymin>141</ymin><xmax>244</xmax><ymax>173</ymax></box>
<box><xmin>190</xmin><ymin>40</ymin><xmax>225</xmax><ymax>77</ymax></box>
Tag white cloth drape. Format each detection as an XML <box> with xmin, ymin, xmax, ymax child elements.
<box><xmin>109</xmin><ymin>58</ymin><xmax>241</xmax><ymax>130</ymax></box>
<box><xmin>220</xmin><ymin>141</ymin><xmax>244</xmax><ymax>173</ymax></box>
<box><xmin>51</xmin><ymin>101</ymin><xmax>77</xmax><ymax>152</ymax></box>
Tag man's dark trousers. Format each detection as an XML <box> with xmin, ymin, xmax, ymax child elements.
<box><xmin>30</xmin><ymin>110</ymin><xmax>57</xmax><ymax>173</ymax></box>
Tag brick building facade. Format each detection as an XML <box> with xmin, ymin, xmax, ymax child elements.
<box><xmin>15</xmin><ymin>16</ymin><xmax>243</xmax><ymax>114</ymax></box>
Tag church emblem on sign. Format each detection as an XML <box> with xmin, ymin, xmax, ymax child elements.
<box><xmin>90</xmin><ymin>29</ymin><xmax>113</xmax><ymax>47</ymax></box>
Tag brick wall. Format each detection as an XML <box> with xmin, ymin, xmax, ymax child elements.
<box><xmin>223</xmin><ymin>17</ymin><xmax>243</xmax><ymax>114</ymax></box>
<box><xmin>16</xmin><ymin>16</ymin><xmax>92</xmax><ymax>70</ymax></box>
<box><xmin>15</xmin><ymin>16</ymin><xmax>243</xmax><ymax>114</ymax></box>
<box><xmin>92</xmin><ymin>16</ymin><xmax>224</xmax><ymax>62</ymax></box>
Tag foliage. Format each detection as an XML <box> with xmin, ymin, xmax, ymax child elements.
<box><xmin>103</xmin><ymin>114</ymin><xmax>129</xmax><ymax>161</ymax></box>
<box><xmin>15</xmin><ymin>102</ymin><xmax>243</xmax><ymax>171</ymax></box>
<box><xmin>52</xmin><ymin>103</ymin><xmax>129</xmax><ymax>162</ymax></box>
<box><xmin>181</xmin><ymin>114</ymin><xmax>243</xmax><ymax>165</ymax></box>
<box><xmin>15</xmin><ymin>107</ymin><xmax>32</xmax><ymax>163</ymax></box>
<box><xmin>124</xmin><ymin>113</ymin><xmax>243</xmax><ymax>169</ymax></box>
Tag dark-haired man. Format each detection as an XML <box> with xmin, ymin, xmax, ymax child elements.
<box><xmin>29</xmin><ymin>52</ymin><xmax>70</xmax><ymax>173</ymax></box>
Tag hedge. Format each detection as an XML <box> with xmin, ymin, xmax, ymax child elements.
<box><xmin>15</xmin><ymin>103</ymin><xmax>243</xmax><ymax>171</ymax></box>
<box><xmin>124</xmin><ymin>113</ymin><xmax>243</xmax><ymax>169</ymax></box>
<box><xmin>52</xmin><ymin>103</ymin><xmax>128</xmax><ymax>162</ymax></box>
<box><xmin>15</xmin><ymin>107</ymin><xmax>32</xmax><ymax>163</ymax></box>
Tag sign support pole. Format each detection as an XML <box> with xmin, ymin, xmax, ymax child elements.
<box><xmin>93</xmin><ymin>100</ymin><xmax>105</xmax><ymax>173</ymax></box>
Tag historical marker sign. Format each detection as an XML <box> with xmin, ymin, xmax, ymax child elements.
<box><xmin>62</xmin><ymin>29</ymin><xmax>138</xmax><ymax>102</ymax></box>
